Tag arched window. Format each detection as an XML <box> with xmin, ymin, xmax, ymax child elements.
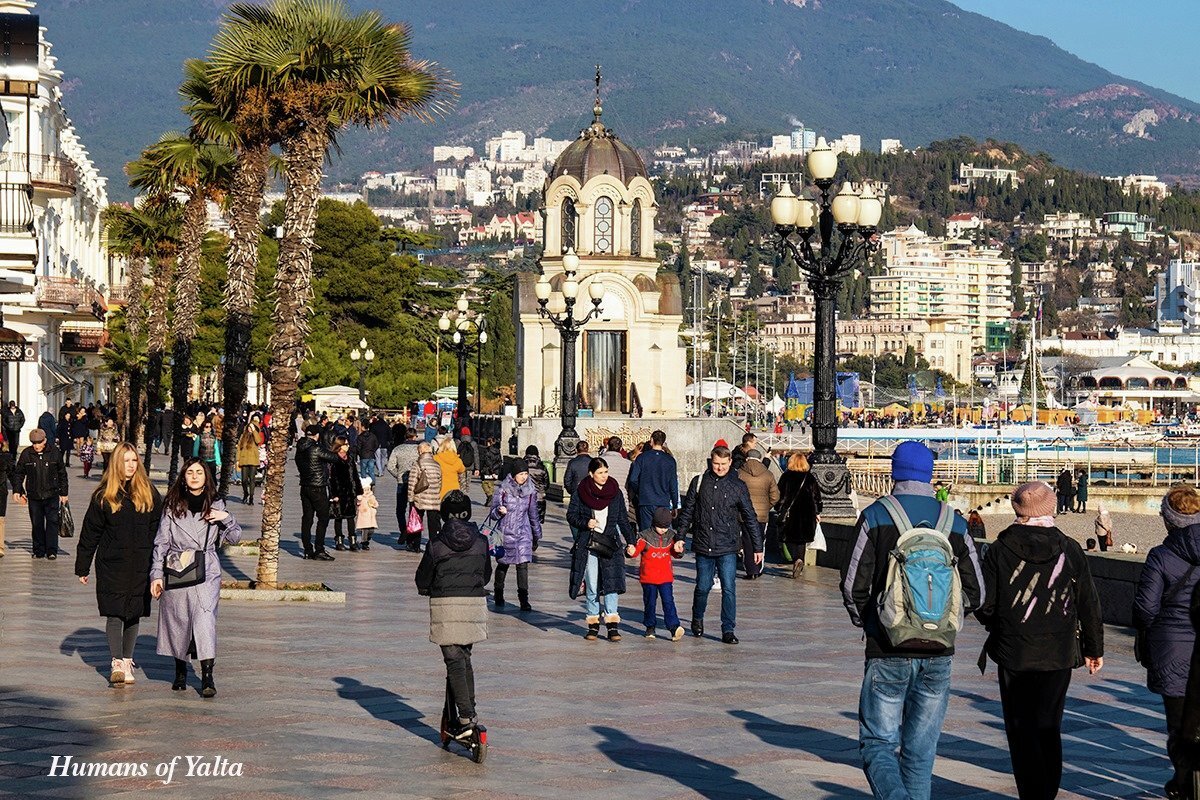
<box><xmin>630</xmin><ymin>199</ymin><xmax>643</xmax><ymax>256</ymax></box>
<box><xmin>561</xmin><ymin>197</ymin><xmax>577</xmax><ymax>254</ymax></box>
<box><xmin>594</xmin><ymin>196</ymin><xmax>614</xmax><ymax>254</ymax></box>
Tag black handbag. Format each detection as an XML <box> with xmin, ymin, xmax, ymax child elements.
<box><xmin>162</xmin><ymin>522</ymin><xmax>213</xmax><ymax>591</ymax></box>
<box><xmin>586</xmin><ymin>515</ymin><xmax>619</xmax><ymax>559</ymax></box>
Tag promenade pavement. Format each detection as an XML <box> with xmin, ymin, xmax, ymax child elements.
<box><xmin>0</xmin><ymin>453</ymin><xmax>1174</xmax><ymax>799</ymax></box>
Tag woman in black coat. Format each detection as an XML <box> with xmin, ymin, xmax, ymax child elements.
<box><xmin>775</xmin><ymin>453</ymin><xmax>822</xmax><ymax>578</ymax></box>
<box><xmin>73</xmin><ymin>442</ymin><xmax>164</xmax><ymax>687</ymax></box>
<box><xmin>566</xmin><ymin>458</ymin><xmax>634</xmax><ymax>641</ymax></box>
<box><xmin>328</xmin><ymin>436</ymin><xmax>362</xmax><ymax>551</ymax></box>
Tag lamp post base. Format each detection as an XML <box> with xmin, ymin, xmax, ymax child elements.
<box><xmin>554</xmin><ymin>432</ymin><xmax>581</xmax><ymax>461</ymax></box>
<box><xmin>809</xmin><ymin>451</ymin><xmax>857</xmax><ymax>518</ymax></box>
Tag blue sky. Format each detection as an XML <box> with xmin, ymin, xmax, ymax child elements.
<box><xmin>951</xmin><ymin>1</ymin><xmax>1200</xmax><ymax>104</ymax></box>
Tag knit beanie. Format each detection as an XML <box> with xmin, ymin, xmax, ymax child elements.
<box><xmin>1012</xmin><ymin>482</ymin><xmax>1056</xmax><ymax>519</ymax></box>
<box><xmin>439</xmin><ymin>490</ymin><xmax>472</xmax><ymax>521</ymax></box>
<box><xmin>891</xmin><ymin>441</ymin><xmax>934</xmax><ymax>483</ymax></box>
<box><xmin>652</xmin><ymin>507</ymin><xmax>674</xmax><ymax>529</ymax></box>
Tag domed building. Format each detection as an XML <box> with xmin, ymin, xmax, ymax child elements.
<box><xmin>516</xmin><ymin>88</ymin><xmax>686</xmax><ymax>419</ymax></box>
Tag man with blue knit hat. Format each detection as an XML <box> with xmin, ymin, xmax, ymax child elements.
<box><xmin>840</xmin><ymin>440</ymin><xmax>984</xmax><ymax>800</ymax></box>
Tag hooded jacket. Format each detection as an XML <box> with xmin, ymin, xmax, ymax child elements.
<box><xmin>1134</xmin><ymin>498</ymin><xmax>1200</xmax><ymax>696</ymax></box>
<box><xmin>976</xmin><ymin>523</ymin><xmax>1104</xmax><ymax>672</ymax></box>
<box><xmin>415</xmin><ymin>518</ymin><xmax>492</xmax><ymax>598</ymax></box>
<box><xmin>737</xmin><ymin>458</ymin><xmax>779</xmax><ymax>524</ymax></box>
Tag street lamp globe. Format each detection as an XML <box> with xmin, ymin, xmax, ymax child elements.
<box><xmin>769</xmin><ymin>183</ymin><xmax>798</xmax><ymax>227</ymax></box>
<box><xmin>365</xmin><ymin>349</ymin><xmax>375</xmax><ymax>362</ymax></box>
<box><xmin>562</xmin><ymin>247</ymin><xmax>580</xmax><ymax>273</ymax></box>
<box><xmin>456</xmin><ymin>293</ymin><xmax>469</xmax><ymax>314</ymax></box>
<box><xmin>535</xmin><ymin>274</ymin><xmax>552</xmax><ymax>302</ymax></box>
<box><xmin>438</xmin><ymin>312</ymin><xmax>451</xmax><ymax>331</ymax></box>
<box><xmin>807</xmin><ymin>136</ymin><xmax>838</xmax><ymax>181</ymax></box>
<box><xmin>479</xmin><ymin>330</ymin><xmax>488</xmax><ymax>345</ymax></box>
<box><xmin>350</xmin><ymin>348</ymin><xmax>361</xmax><ymax>361</ymax></box>
<box><xmin>358</xmin><ymin>338</ymin><xmax>368</xmax><ymax>351</ymax></box>
<box><xmin>562</xmin><ymin>273</ymin><xmax>579</xmax><ymax>300</ymax></box>
<box><xmin>588</xmin><ymin>278</ymin><xmax>605</xmax><ymax>302</ymax></box>
<box><xmin>795</xmin><ymin>195</ymin><xmax>817</xmax><ymax>229</ymax></box>
<box><xmin>857</xmin><ymin>185</ymin><xmax>883</xmax><ymax>228</ymax></box>
<box><xmin>453</xmin><ymin>330</ymin><xmax>462</xmax><ymax>345</ymax></box>
<box><xmin>831</xmin><ymin>182</ymin><xmax>861</xmax><ymax>225</ymax></box>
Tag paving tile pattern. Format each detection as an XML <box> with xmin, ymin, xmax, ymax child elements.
<box><xmin>0</xmin><ymin>455</ymin><xmax>1175</xmax><ymax>798</ymax></box>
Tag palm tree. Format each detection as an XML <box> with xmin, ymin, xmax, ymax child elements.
<box><xmin>100</xmin><ymin>205</ymin><xmax>158</xmax><ymax>439</ymax></box>
<box><xmin>206</xmin><ymin>0</ymin><xmax>453</xmax><ymax>588</ymax></box>
<box><xmin>182</xmin><ymin>58</ymin><xmax>280</xmax><ymax>497</ymax></box>
<box><xmin>127</xmin><ymin>132</ymin><xmax>234</xmax><ymax>479</ymax></box>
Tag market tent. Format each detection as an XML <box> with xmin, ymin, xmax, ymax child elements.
<box><xmin>880</xmin><ymin>402</ymin><xmax>908</xmax><ymax>416</ymax></box>
<box><xmin>685</xmin><ymin>379</ymin><xmax>750</xmax><ymax>401</ymax></box>
<box><xmin>766</xmin><ymin>395</ymin><xmax>785</xmax><ymax>413</ymax></box>
<box><xmin>310</xmin><ymin>385</ymin><xmax>369</xmax><ymax>412</ymax></box>
<box><xmin>432</xmin><ymin>386</ymin><xmax>472</xmax><ymax>400</ymax></box>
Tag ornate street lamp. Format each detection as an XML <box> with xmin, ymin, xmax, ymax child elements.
<box><xmin>349</xmin><ymin>337</ymin><xmax>375</xmax><ymax>405</ymax></box>
<box><xmin>769</xmin><ymin>137</ymin><xmax>882</xmax><ymax>516</ymax></box>
<box><xmin>438</xmin><ymin>293</ymin><xmax>487</xmax><ymax>435</ymax></box>
<box><xmin>535</xmin><ymin>248</ymin><xmax>604</xmax><ymax>460</ymax></box>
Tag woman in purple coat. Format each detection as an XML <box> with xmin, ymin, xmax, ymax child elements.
<box><xmin>149</xmin><ymin>458</ymin><xmax>241</xmax><ymax>698</ymax></box>
<box><xmin>488</xmin><ymin>460</ymin><xmax>541</xmax><ymax>612</ymax></box>
<box><xmin>1134</xmin><ymin>484</ymin><xmax>1200</xmax><ymax>799</ymax></box>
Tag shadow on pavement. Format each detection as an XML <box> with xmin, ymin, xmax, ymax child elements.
<box><xmin>60</xmin><ymin>628</ymin><xmax>175</xmax><ymax>686</ymax></box>
<box><xmin>592</xmin><ymin>724</ymin><xmax>786</xmax><ymax>800</ymax></box>
<box><xmin>332</xmin><ymin>677</ymin><xmax>439</xmax><ymax>744</ymax></box>
<box><xmin>0</xmin><ymin>689</ymin><xmax>107</xmax><ymax>789</ymax></box>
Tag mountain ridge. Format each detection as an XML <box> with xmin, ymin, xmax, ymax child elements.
<box><xmin>40</xmin><ymin>0</ymin><xmax>1200</xmax><ymax>199</ymax></box>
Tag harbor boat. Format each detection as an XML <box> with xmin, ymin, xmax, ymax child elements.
<box><xmin>1082</xmin><ymin>422</ymin><xmax>1164</xmax><ymax>445</ymax></box>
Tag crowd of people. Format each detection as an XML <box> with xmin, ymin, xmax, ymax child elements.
<box><xmin>10</xmin><ymin>392</ymin><xmax>1200</xmax><ymax>797</ymax></box>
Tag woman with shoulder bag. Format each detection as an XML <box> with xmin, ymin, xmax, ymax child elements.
<box><xmin>775</xmin><ymin>453</ymin><xmax>821</xmax><ymax>579</ymax></box>
<box><xmin>407</xmin><ymin>442</ymin><xmax>442</xmax><ymax>551</ymax></box>
<box><xmin>328</xmin><ymin>436</ymin><xmax>362</xmax><ymax>551</ymax></box>
<box><xmin>73</xmin><ymin>442</ymin><xmax>164</xmax><ymax>687</ymax></box>
<box><xmin>488</xmin><ymin>459</ymin><xmax>541</xmax><ymax>611</ymax></box>
<box><xmin>1134</xmin><ymin>485</ymin><xmax>1200</xmax><ymax>799</ymax></box>
<box><xmin>97</xmin><ymin>418</ymin><xmax>119</xmax><ymax>473</ymax></box>
<box><xmin>149</xmin><ymin>458</ymin><xmax>241</xmax><ymax>698</ymax></box>
<box><xmin>566</xmin><ymin>458</ymin><xmax>634</xmax><ymax>641</ymax></box>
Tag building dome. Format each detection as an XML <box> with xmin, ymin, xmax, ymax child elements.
<box><xmin>547</xmin><ymin>102</ymin><xmax>647</xmax><ymax>187</ymax></box>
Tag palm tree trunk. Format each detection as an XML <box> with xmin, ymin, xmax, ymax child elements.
<box><xmin>168</xmin><ymin>193</ymin><xmax>207</xmax><ymax>484</ymax></box>
<box><xmin>123</xmin><ymin>256</ymin><xmax>147</xmax><ymax>440</ymax></box>
<box><xmin>218</xmin><ymin>142</ymin><xmax>268</xmax><ymax>497</ymax></box>
<box><xmin>258</xmin><ymin>127</ymin><xmax>326</xmax><ymax>589</ymax></box>
<box><xmin>143</xmin><ymin>253</ymin><xmax>173</xmax><ymax>470</ymax></box>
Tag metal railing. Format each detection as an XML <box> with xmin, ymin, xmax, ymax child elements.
<box><xmin>0</xmin><ymin>153</ymin><xmax>78</xmax><ymax>193</ymax></box>
<box><xmin>0</xmin><ymin>181</ymin><xmax>34</xmax><ymax>235</ymax></box>
<box><xmin>37</xmin><ymin>276</ymin><xmax>103</xmax><ymax>314</ymax></box>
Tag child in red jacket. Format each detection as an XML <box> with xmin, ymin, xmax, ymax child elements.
<box><xmin>626</xmin><ymin>507</ymin><xmax>684</xmax><ymax>640</ymax></box>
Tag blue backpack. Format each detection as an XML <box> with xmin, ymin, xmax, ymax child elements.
<box><xmin>875</xmin><ymin>496</ymin><xmax>963</xmax><ymax>651</ymax></box>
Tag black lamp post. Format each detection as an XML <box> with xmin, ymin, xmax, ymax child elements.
<box><xmin>535</xmin><ymin>248</ymin><xmax>604</xmax><ymax>461</ymax></box>
<box><xmin>350</xmin><ymin>338</ymin><xmax>374</xmax><ymax>405</ymax></box>
<box><xmin>439</xmin><ymin>293</ymin><xmax>487</xmax><ymax>436</ymax></box>
<box><xmin>769</xmin><ymin>137</ymin><xmax>882</xmax><ymax>516</ymax></box>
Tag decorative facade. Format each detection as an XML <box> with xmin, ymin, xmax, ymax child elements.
<box><xmin>516</xmin><ymin>87</ymin><xmax>686</xmax><ymax>416</ymax></box>
<box><xmin>0</xmin><ymin>2</ymin><xmax>114</xmax><ymax>437</ymax></box>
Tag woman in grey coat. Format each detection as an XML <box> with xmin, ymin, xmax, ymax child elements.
<box><xmin>149</xmin><ymin>458</ymin><xmax>241</xmax><ymax>697</ymax></box>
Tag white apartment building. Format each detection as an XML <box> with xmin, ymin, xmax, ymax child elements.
<box><xmin>1038</xmin><ymin>211</ymin><xmax>1096</xmax><ymax>256</ymax></box>
<box><xmin>1020</xmin><ymin>260</ymin><xmax>1057</xmax><ymax>297</ymax></box>
<box><xmin>462</xmin><ymin>164</ymin><xmax>493</xmax><ymax>206</ymax></box>
<box><xmin>831</xmin><ymin>134</ymin><xmax>861</xmax><ymax>156</ymax></box>
<box><xmin>435</xmin><ymin>165</ymin><xmax>460</xmax><ymax>193</ymax></box>
<box><xmin>1105</xmin><ymin>173</ymin><xmax>1170</xmax><ymax>199</ymax></box>
<box><xmin>1045</xmin><ymin>327</ymin><xmax>1200</xmax><ymax>368</ymax></box>
<box><xmin>868</xmin><ymin>224</ymin><xmax>1012</xmax><ymax>349</ymax></box>
<box><xmin>880</xmin><ymin>139</ymin><xmax>902</xmax><ymax>155</ymax></box>
<box><xmin>433</xmin><ymin>145</ymin><xmax>475</xmax><ymax>162</ymax></box>
<box><xmin>1157</xmin><ymin>259</ymin><xmax>1200</xmax><ymax>330</ymax></box>
<box><xmin>0</xmin><ymin>3</ymin><xmax>114</xmax><ymax>433</ymax></box>
<box><xmin>946</xmin><ymin>213</ymin><xmax>983</xmax><ymax>238</ymax></box>
<box><xmin>953</xmin><ymin>162</ymin><xmax>1021</xmax><ymax>191</ymax></box>
<box><xmin>763</xmin><ymin>317</ymin><xmax>974</xmax><ymax>383</ymax></box>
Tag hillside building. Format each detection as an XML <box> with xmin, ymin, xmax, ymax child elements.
<box><xmin>952</xmin><ymin>162</ymin><xmax>1021</xmax><ymax>191</ymax></box>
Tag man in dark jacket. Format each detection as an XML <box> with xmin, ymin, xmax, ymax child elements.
<box><xmin>2</xmin><ymin>400</ymin><xmax>24</xmax><ymax>454</ymax></box>
<box><xmin>674</xmin><ymin>444</ymin><xmax>762</xmax><ymax>644</ymax></box>
<box><xmin>627</xmin><ymin>430</ymin><xmax>679</xmax><ymax>530</ymax></box>
<box><xmin>731</xmin><ymin>432</ymin><xmax>757</xmax><ymax>472</ymax></box>
<box><xmin>457</xmin><ymin>428</ymin><xmax>477</xmax><ymax>494</ymax></box>
<box><xmin>561</xmin><ymin>440</ymin><xmax>591</xmax><ymax>496</ymax></box>
<box><xmin>295</xmin><ymin>425</ymin><xmax>340</xmax><ymax>561</ymax></box>
<box><xmin>478</xmin><ymin>437</ymin><xmax>503</xmax><ymax>506</ymax></box>
<box><xmin>840</xmin><ymin>440</ymin><xmax>984</xmax><ymax>800</ymax></box>
<box><xmin>369</xmin><ymin>414</ymin><xmax>391</xmax><ymax>475</ymax></box>
<box><xmin>354</xmin><ymin>421</ymin><xmax>379</xmax><ymax>481</ymax></box>
<box><xmin>14</xmin><ymin>429</ymin><xmax>69</xmax><ymax>559</ymax></box>
<box><xmin>976</xmin><ymin>480</ymin><xmax>1103</xmax><ymax>800</ymax></box>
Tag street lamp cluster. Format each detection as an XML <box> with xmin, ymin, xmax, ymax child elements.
<box><xmin>439</xmin><ymin>292</ymin><xmax>487</xmax><ymax>433</ymax></box>
<box><xmin>350</xmin><ymin>338</ymin><xmax>375</xmax><ymax>404</ymax></box>
<box><xmin>769</xmin><ymin>136</ymin><xmax>882</xmax><ymax>516</ymax></box>
<box><xmin>535</xmin><ymin>248</ymin><xmax>604</xmax><ymax>460</ymax></box>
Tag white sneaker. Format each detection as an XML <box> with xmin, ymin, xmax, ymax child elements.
<box><xmin>122</xmin><ymin>658</ymin><xmax>135</xmax><ymax>684</ymax></box>
<box><xmin>109</xmin><ymin>658</ymin><xmax>125</xmax><ymax>685</ymax></box>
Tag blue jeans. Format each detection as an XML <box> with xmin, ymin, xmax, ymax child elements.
<box><xmin>692</xmin><ymin>552</ymin><xmax>737</xmax><ymax>633</ymax></box>
<box><xmin>858</xmin><ymin>656</ymin><xmax>953</xmax><ymax>800</ymax></box>
<box><xmin>359</xmin><ymin>458</ymin><xmax>377</xmax><ymax>481</ymax></box>
<box><xmin>584</xmin><ymin>552</ymin><xmax>618</xmax><ymax>618</ymax></box>
<box><xmin>642</xmin><ymin>582</ymin><xmax>680</xmax><ymax>630</ymax></box>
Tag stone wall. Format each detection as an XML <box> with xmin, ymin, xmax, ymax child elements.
<box><xmin>815</xmin><ymin>515</ymin><xmax>1144</xmax><ymax>627</ymax></box>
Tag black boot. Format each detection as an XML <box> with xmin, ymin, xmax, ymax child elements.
<box><xmin>200</xmin><ymin>659</ymin><xmax>216</xmax><ymax>698</ymax></box>
<box><xmin>518</xmin><ymin>589</ymin><xmax>532</xmax><ymax>613</ymax></box>
<box><xmin>172</xmin><ymin>658</ymin><xmax>188</xmax><ymax>691</ymax></box>
<box><xmin>691</xmin><ymin>618</ymin><xmax>704</xmax><ymax>638</ymax></box>
<box><xmin>334</xmin><ymin>535</ymin><xmax>346</xmax><ymax>551</ymax></box>
<box><xmin>361</xmin><ymin>532</ymin><xmax>370</xmax><ymax>551</ymax></box>
<box><xmin>349</xmin><ymin>533</ymin><xmax>359</xmax><ymax>552</ymax></box>
<box><xmin>585</xmin><ymin>617</ymin><xmax>600</xmax><ymax>640</ymax></box>
<box><xmin>493</xmin><ymin>585</ymin><xmax>505</xmax><ymax>609</ymax></box>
